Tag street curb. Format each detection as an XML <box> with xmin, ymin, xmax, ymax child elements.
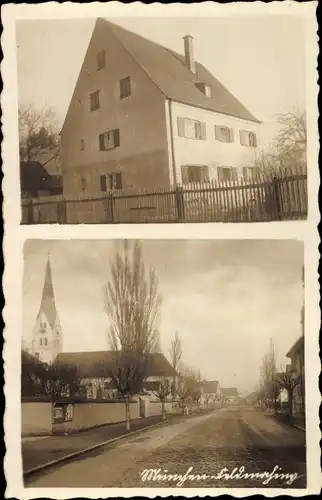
<box><xmin>24</xmin><ymin>409</ymin><xmax>218</xmax><ymax>479</ymax></box>
<box><xmin>23</xmin><ymin>420</ymin><xmax>166</xmax><ymax>478</ymax></box>
<box><xmin>271</xmin><ymin>414</ymin><xmax>305</xmax><ymax>432</ymax></box>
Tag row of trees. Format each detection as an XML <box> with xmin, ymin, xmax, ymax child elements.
<box><xmin>257</xmin><ymin>338</ymin><xmax>300</xmax><ymax>415</ymax></box>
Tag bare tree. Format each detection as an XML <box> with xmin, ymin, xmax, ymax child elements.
<box><xmin>276</xmin><ymin>371</ymin><xmax>300</xmax><ymax>416</ymax></box>
<box><xmin>255</xmin><ymin>109</ymin><xmax>307</xmax><ymax>175</ymax></box>
<box><xmin>104</xmin><ymin>240</ymin><xmax>161</xmax><ymax>430</ymax></box>
<box><xmin>19</xmin><ymin>104</ymin><xmax>60</xmax><ymax>164</ymax></box>
<box><xmin>169</xmin><ymin>331</ymin><xmax>182</xmax><ymax>398</ymax></box>
<box><xmin>259</xmin><ymin>338</ymin><xmax>277</xmax><ymax>410</ymax></box>
<box><xmin>43</xmin><ymin>361</ymin><xmax>86</xmax><ymax>400</ymax></box>
<box><xmin>152</xmin><ymin>378</ymin><xmax>172</xmax><ymax>420</ymax></box>
<box><xmin>275</xmin><ymin>110</ymin><xmax>307</xmax><ymax>165</ymax></box>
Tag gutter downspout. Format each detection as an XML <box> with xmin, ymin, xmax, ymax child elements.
<box><xmin>168</xmin><ymin>98</ymin><xmax>177</xmax><ymax>186</ymax></box>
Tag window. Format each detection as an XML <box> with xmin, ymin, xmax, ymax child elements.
<box><xmin>240</xmin><ymin>130</ymin><xmax>257</xmax><ymax>147</ymax></box>
<box><xmin>40</xmin><ymin>322</ymin><xmax>46</xmax><ymax>332</ymax></box>
<box><xmin>119</xmin><ymin>76</ymin><xmax>131</xmax><ymax>99</ymax></box>
<box><xmin>177</xmin><ymin>118</ymin><xmax>207</xmax><ymax>140</ymax></box>
<box><xmin>100</xmin><ymin>173</ymin><xmax>122</xmax><ymax>192</ymax></box>
<box><xmin>90</xmin><ymin>90</ymin><xmax>100</xmax><ymax>111</ymax></box>
<box><xmin>217</xmin><ymin>166</ymin><xmax>238</xmax><ymax>182</ymax></box>
<box><xmin>181</xmin><ymin>165</ymin><xmax>209</xmax><ymax>184</ymax></box>
<box><xmin>87</xmin><ymin>383</ymin><xmax>94</xmax><ymax>398</ymax></box>
<box><xmin>215</xmin><ymin>125</ymin><xmax>234</xmax><ymax>143</ymax></box>
<box><xmin>81</xmin><ymin>177</ymin><xmax>86</xmax><ymax>190</ymax></box>
<box><xmin>99</xmin><ymin>129</ymin><xmax>120</xmax><ymax>150</ymax></box>
<box><xmin>242</xmin><ymin>166</ymin><xmax>260</xmax><ymax>180</ymax></box>
<box><xmin>97</xmin><ymin>49</ymin><xmax>106</xmax><ymax>71</ymax></box>
<box><xmin>80</xmin><ymin>139</ymin><xmax>85</xmax><ymax>150</ymax></box>
<box><xmin>195</xmin><ymin>82</ymin><xmax>212</xmax><ymax>97</ymax></box>
<box><xmin>44</xmin><ymin>338</ymin><xmax>48</xmax><ymax>346</ymax></box>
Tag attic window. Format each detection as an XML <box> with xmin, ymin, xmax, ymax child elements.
<box><xmin>195</xmin><ymin>82</ymin><xmax>212</xmax><ymax>98</ymax></box>
<box><xmin>97</xmin><ymin>50</ymin><xmax>106</xmax><ymax>71</ymax></box>
<box><xmin>90</xmin><ymin>90</ymin><xmax>100</xmax><ymax>112</ymax></box>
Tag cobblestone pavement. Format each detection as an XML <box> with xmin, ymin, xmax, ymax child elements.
<box><xmin>25</xmin><ymin>407</ymin><xmax>306</xmax><ymax>489</ymax></box>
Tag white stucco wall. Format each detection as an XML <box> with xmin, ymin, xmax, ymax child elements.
<box><xmin>169</xmin><ymin>101</ymin><xmax>261</xmax><ymax>183</ymax></box>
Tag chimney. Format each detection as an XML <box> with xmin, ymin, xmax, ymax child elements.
<box><xmin>183</xmin><ymin>35</ymin><xmax>196</xmax><ymax>74</ymax></box>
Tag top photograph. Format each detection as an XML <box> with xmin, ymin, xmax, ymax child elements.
<box><xmin>18</xmin><ymin>16</ymin><xmax>308</xmax><ymax>224</ymax></box>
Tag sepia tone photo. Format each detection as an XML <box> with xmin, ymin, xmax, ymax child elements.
<box><xmin>21</xmin><ymin>239</ymin><xmax>306</xmax><ymax>489</ymax></box>
<box><xmin>17</xmin><ymin>15</ymin><xmax>308</xmax><ymax>224</ymax></box>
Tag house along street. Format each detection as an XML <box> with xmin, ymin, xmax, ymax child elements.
<box><xmin>25</xmin><ymin>406</ymin><xmax>306</xmax><ymax>489</ymax></box>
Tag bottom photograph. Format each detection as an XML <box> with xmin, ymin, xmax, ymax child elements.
<box><xmin>21</xmin><ymin>238</ymin><xmax>306</xmax><ymax>489</ymax></box>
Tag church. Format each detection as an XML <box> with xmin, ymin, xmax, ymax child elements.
<box><xmin>30</xmin><ymin>257</ymin><xmax>177</xmax><ymax>398</ymax></box>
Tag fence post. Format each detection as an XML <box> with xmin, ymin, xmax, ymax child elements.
<box><xmin>27</xmin><ymin>200</ymin><xmax>34</xmax><ymax>224</ymax></box>
<box><xmin>57</xmin><ymin>199</ymin><xmax>67</xmax><ymax>223</ymax></box>
<box><xmin>109</xmin><ymin>193</ymin><xmax>115</xmax><ymax>223</ymax></box>
<box><xmin>175</xmin><ymin>186</ymin><xmax>185</xmax><ymax>222</ymax></box>
<box><xmin>272</xmin><ymin>177</ymin><xmax>282</xmax><ymax>220</ymax></box>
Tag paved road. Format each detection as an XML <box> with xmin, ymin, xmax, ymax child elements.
<box><xmin>25</xmin><ymin>407</ymin><xmax>306</xmax><ymax>489</ymax></box>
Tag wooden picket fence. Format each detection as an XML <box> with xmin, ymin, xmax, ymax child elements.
<box><xmin>21</xmin><ymin>167</ymin><xmax>307</xmax><ymax>224</ymax></box>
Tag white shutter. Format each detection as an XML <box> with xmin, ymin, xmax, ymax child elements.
<box><xmin>229</xmin><ymin>128</ymin><xmax>234</xmax><ymax>142</ymax></box>
<box><xmin>217</xmin><ymin>167</ymin><xmax>223</xmax><ymax>182</ymax></box>
<box><xmin>177</xmin><ymin>117</ymin><xmax>186</xmax><ymax>137</ymax></box>
<box><xmin>232</xmin><ymin>167</ymin><xmax>238</xmax><ymax>181</ymax></box>
<box><xmin>200</xmin><ymin>122</ymin><xmax>207</xmax><ymax>140</ymax></box>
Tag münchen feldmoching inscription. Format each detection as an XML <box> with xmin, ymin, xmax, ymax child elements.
<box><xmin>17</xmin><ymin>17</ymin><xmax>307</xmax><ymax>224</ymax></box>
<box><xmin>22</xmin><ymin>239</ymin><xmax>306</xmax><ymax>488</ymax></box>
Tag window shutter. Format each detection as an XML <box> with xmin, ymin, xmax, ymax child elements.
<box><xmin>115</xmin><ymin>173</ymin><xmax>122</xmax><ymax>190</ymax></box>
<box><xmin>217</xmin><ymin>166</ymin><xmax>223</xmax><ymax>182</ymax></box>
<box><xmin>202</xmin><ymin>165</ymin><xmax>209</xmax><ymax>182</ymax></box>
<box><xmin>229</xmin><ymin>128</ymin><xmax>234</xmax><ymax>142</ymax></box>
<box><xmin>214</xmin><ymin>125</ymin><xmax>219</xmax><ymax>140</ymax></box>
<box><xmin>232</xmin><ymin>167</ymin><xmax>238</xmax><ymax>181</ymax></box>
<box><xmin>200</xmin><ymin>122</ymin><xmax>207</xmax><ymax>140</ymax></box>
<box><xmin>252</xmin><ymin>133</ymin><xmax>257</xmax><ymax>147</ymax></box>
<box><xmin>181</xmin><ymin>165</ymin><xmax>189</xmax><ymax>184</ymax></box>
<box><xmin>100</xmin><ymin>175</ymin><xmax>107</xmax><ymax>192</ymax></box>
<box><xmin>99</xmin><ymin>134</ymin><xmax>105</xmax><ymax>151</ymax></box>
<box><xmin>240</xmin><ymin>130</ymin><xmax>247</xmax><ymax>146</ymax></box>
<box><xmin>177</xmin><ymin>117</ymin><xmax>186</xmax><ymax>137</ymax></box>
<box><xmin>113</xmin><ymin>129</ymin><xmax>120</xmax><ymax>148</ymax></box>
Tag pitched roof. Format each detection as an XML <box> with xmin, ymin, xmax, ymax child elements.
<box><xmin>84</xmin><ymin>19</ymin><xmax>259</xmax><ymax>124</ymax></box>
<box><xmin>221</xmin><ymin>387</ymin><xmax>239</xmax><ymax>397</ymax></box>
<box><xmin>203</xmin><ymin>380</ymin><xmax>219</xmax><ymax>394</ymax></box>
<box><xmin>286</xmin><ymin>336</ymin><xmax>304</xmax><ymax>358</ymax></box>
<box><xmin>56</xmin><ymin>351</ymin><xmax>176</xmax><ymax>378</ymax></box>
<box><xmin>37</xmin><ymin>258</ymin><xmax>58</xmax><ymax>329</ymax></box>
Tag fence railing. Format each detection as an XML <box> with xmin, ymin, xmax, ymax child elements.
<box><xmin>21</xmin><ymin>167</ymin><xmax>308</xmax><ymax>224</ymax></box>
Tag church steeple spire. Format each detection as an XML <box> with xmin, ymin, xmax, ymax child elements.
<box><xmin>32</xmin><ymin>255</ymin><xmax>62</xmax><ymax>364</ymax></box>
<box><xmin>37</xmin><ymin>255</ymin><xmax>57</xmax><ymax>329</ymax></box>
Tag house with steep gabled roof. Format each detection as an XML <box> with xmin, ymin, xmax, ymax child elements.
<box><xmin>61</xmin><ymin>18</ymin><xmax>261</xmax><ymax>200</ymax></box>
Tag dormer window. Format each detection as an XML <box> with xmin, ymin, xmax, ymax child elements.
<box><xmin>195</xmin><ymin>82</ymin><xmax>212</xmax><ymax>98</ymax></box>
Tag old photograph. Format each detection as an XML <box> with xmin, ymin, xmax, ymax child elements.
<box><xmin>21</xmin><ymin>239</ymin><xmax>307</xmax><ymax>488</ymax></box>
<box><xmin>17</xmin><ymin>14</ymin><xmax>309</xmax><ymax>224</ymax></box>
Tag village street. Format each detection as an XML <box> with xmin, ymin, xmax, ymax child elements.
<box><xmin>25</xmin><ymin>407</ymin><xmax>306</xmax><ymax>489</ymax></box>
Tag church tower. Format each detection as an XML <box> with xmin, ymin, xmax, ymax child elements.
<box><xmin>31</xmin><ymin>256</ymin><xmax>63</xmax><ymax>364</ymax></box>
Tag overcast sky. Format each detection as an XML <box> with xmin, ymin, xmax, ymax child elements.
<box><xmin>16</xmin><ymin>15</ymin><xmax>305</xmax><ymax>147</ymax></box>
<box><xmin>23</xmin><ymin>239</ymin><xmax>304</xmax><ymax>394</ymax></box>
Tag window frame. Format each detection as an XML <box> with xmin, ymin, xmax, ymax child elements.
<box><xmin>239</xmin><ymin>130</ymin><xmax>257</xmax><ymax>148</ymax></box>
<box><xmin>99</xmin><ymin>129</ymin><xmax>120</xmax><ymax>151</ymax></box>
<box><xmin>90</xmin><ymin>90</ymin><xmax>100</xmax><ymax>112</ymax></box>
<box><xmin>177</xmin><ymin>117</ymin><xmax>207</xmax><ymax>141</ymax></box>
<box><xmin>214</xmin><ymin>125</ymin><xmax>234</xmax><ymax>143</ymax></box>
<box><xmin>119</xmin><ymin>76</ymin><xmax>131</xmax><ymax>99</ymax></box>
<box><xmin>181</xmin><ymin>164</ymin><xmax>210</xmax><ymax>184</ymax></box>
<box><xmin>100</xmin><ymin>172</ymin><xmax>123</xmax><ymax>192</ymax></box>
